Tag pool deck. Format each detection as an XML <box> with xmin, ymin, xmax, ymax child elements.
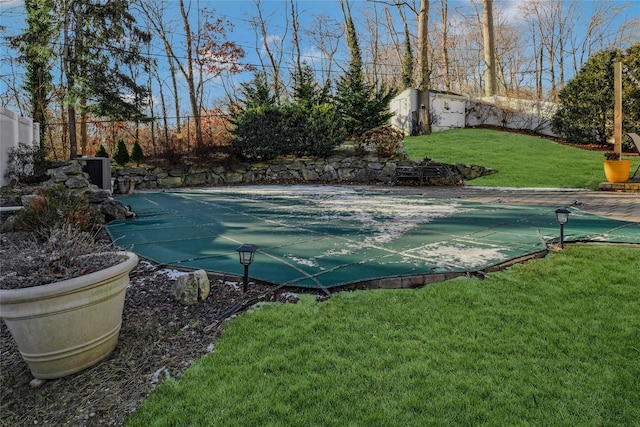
<box><xmin>362</xmin><ymin>186</ymin><xmax>640</xmax><ymax>223</ymax></box>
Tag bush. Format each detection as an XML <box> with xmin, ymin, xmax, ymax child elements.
<box><xmin>16</xmin><ymin>184</ymin><xmax>103</xmax><ymax>240</ymax></box>
<box><xmin>113</xmin><ymin>139</ymin><xmax>130</xmax><ymax>166</ymax></box>
<box><xmin>232</xmin><ymin>103</ymin><xmax>346</xmax><ymax>160</ymax></box>
<box><xmin>354</xmin><ymin>125</ymin><xmax>405</xmax><ymax>158</ymax></box>
<box><xmin>233</xmin><ymin>106</ymin><xmax>284</xmax><ymax>160</ymax></box>
<box><xmin>131</xmin><ymin>141</ymin><xmax>144</xmax><ymax>165</ymax></box>
<box><xmin>303</xmin><ymin>103</ymin><xmax>347</xmax><ymax>157</ymax></box>
<box><xmin>5</xmin><ymin>143</ymin><xmax>50</xmax><ymax>184</ymax></box>
<box><xmin>552</xmin><ymin>42</ymin><xmax>640</xmax><ymax>145</ymax></box>
<box><xmin>95</xmin><ymin>144</ymin><xmax>109</xmax><ymax>158</ymax></box>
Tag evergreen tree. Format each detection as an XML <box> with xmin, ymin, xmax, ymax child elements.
<box><xmin>334</xmin><ymin>12</ymin><xmax>396</xmax><ymax>137</ymax></box>
<box><xmin>61</xmin><ymin>0</ymin><xmax>151</xmax><ymax>158</ymax></box>
<box><xmin>292</xmin><ymin>63</ymin><xmax>329</xmax><ymax>108</ymax></box>
<box><xmin>234</xmin><ymin>71</ymin><xmax>278</xmax><ymax>111</ymax></box>
<box><xmin>402</xmin><ymin>23</ymin><xmax>414</xmax><ymax>90</ymax></box>
<box><xmin>95</xmin><ymin>144</ymin><xmax>109</xmax><ymax>158</ymax></box>
<box><xmin>130</xmin><ymin>141</ymin><xmax>144</xmax><ymax>165</ymax></box>
<box><xmin>113</xmin><ymin>139</ymin><xmax>130</xmax><ymax>166</ymax></box>
<box><xmin>552</xmin><ymin>43</ymin><xmax>640</xmax><ymax>145</ymax></box>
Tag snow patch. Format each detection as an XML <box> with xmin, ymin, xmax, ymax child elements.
<box><xmin>157</xmin><ymin>269</ymin><xmax>189</xmax><ymax>280</ymax></box>
<box><xmin>286</xmin><ymin>255</ymin><xmax>319</xmax><ymax>268</ymax></box>
<box><xmin>410</xmin><ymin>242</ymin><xmax>511</xmax><ymax>270</ymax></box>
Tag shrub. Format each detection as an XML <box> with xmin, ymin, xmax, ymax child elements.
<box><xmin>233</xmin><ymin>106</ymin><xmax>284</xmax><ymax>160</ymax></box>
<box><xmin>130</xmin><ymin>141</ymin><xmax>144</xmax><ymax>165</ymax></box>
<box><xmin>552</xmin><ymin>42</ymin><xmax>640</xmax><ymax>145</ymax></box>
<box><xmin>113</xmin><ymin>139</ymin><xmax>130</xmax><ymax>166</ymax></box>
<box><xmin>95</xmin><ymin>144</ymin><xmax>109</xmax><ymax>158</ymax></box>
<box><xmin>303</xmin><ymin>103</ymin><xmax>346</xmax><ymax>157</ymax></box>
<box><xmin>16</xmin><ymin>184</ymin><xmax>103</xmax><ymax>240</ymax></box>
<box><xmin>232</xmin><ymin>103</ymin><xmax>346</xmax><ymax>160</ymax></box>
<box><xmin>5</xmin><ymin>143</ymin><xmax>50</xmax><ymax>184</ymax></box>
<box><xmin>354</xmin><ymin>125</ymin><xmax>405</xmax><ymax>158</ymax></box>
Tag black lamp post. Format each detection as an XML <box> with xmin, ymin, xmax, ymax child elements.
<box><xmin>236</xmin><ymin>244</ymin><xmax>258</xmax><ymax>293</ymax></box>
<box><xmin>554</xmin><ymin>208</ymin><xmax>571</xmax><ymax>249</ymax></box>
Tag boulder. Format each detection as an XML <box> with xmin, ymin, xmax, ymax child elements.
<box><xmin>48</xmin><ymin>162</ymin><xmax>84</xmax><ymax>177</ymax></box>
<box><xmin>88</xmin><ymin>190</ymin><xmax>111</xmax><ymax>204</ymax></box>
<box><xmin>65</xmin><ymin>175</ymin><xmax>90</xmax><ymax>189</ymax></box>
<box><xmin>157</xmin><ymin>175</ymin><xmax>183</xmax><ymax>188</ymax></box>
<box><xmin>100</xmin><ymin>199</ymin><xmax>137</xmax><ymax>221</ymax></box>
<box><xmin>172</xmin><ymin>270</ymin><xmax>211</xmax><ymax>305</ymax></box>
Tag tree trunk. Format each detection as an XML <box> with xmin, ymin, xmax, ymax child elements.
<box><xmin>80</xmin><ymin>99</ymin><xmax>87</xmax><ymax>156</ymax></box>
<box><xmin>482</xmin><ymin>0</ymin><xmax>497</xmax><ymax>97</ymax></box>
<box><xmin>67</xmin><ymin>103</ymin><xmax>77</xmax><ymax>159</ymax></box>
<box><xmin>179</xmin><ymin>0</ymin><xmax>203</xmax><ymax>150</ymax></box>
<box><xmin>417</xmin><ymin>0</ymin><xmax>431</xmax><ymax>135</ymax></box>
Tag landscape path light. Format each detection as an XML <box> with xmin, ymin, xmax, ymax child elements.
<box><xmin>554</xmin><ymin>208</ymin><xmax>571</xmax><ymax>249</ymax></box>
<box><xmin>236</xmin><ymin>244</ymin><xmax>258</xmax><ymax>293</ymax></box>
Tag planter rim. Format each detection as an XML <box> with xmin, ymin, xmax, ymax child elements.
<box><xmin>0</xmin><ymin>251</ymin><xmax>138</xmax><ymax>303</ymax></box>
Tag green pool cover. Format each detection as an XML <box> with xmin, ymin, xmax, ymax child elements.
<box><xmin>107</xmin><ymin>186</ymin><xmax>640</xmax><ymax>289</ymax></box>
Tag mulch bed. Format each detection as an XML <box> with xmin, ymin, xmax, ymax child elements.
<box><xmin>0</xmin><ymin>256</ymin><xmax>308</xmax><ymax>426</ymax></box>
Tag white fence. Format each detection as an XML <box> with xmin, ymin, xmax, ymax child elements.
<box><xmin>0</xmin><ymin>106</ymin><xmax>40</xmax><ymax>187</ymax></box>
<box><xmin>466</xmin><ymin>96</ymin><xmax>558</xmax><ymax>136</ymax></box>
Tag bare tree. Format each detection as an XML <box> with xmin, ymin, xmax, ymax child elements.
<box><xmin>439</xmin><ymin>0</ymin><xmax>451</xmax><ymax>92</ymax></box>
<box><xmin>178</xmin><ymin>0</ymin><xmax>204</xmax><ymax>148</ymax></box>
<box><xmin>138</xmin><ymin>0</ymin><xmax>183</xmax><ymax>141</ymax></box>
<box><xmin>251</xmin><ymin>0</ymin><xmax>288</xmax><ymax>101</ymax></box>
<box><xmin>304</xmin><ymin>15</ymin><xmax>343</xmax><ymax>87</ymax></box>
<box><xmin>290</xmin><ymin>0</ymin><xmax>303</xmax><ymax>78</ymax></box>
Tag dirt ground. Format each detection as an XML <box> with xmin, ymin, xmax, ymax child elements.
<box><xmin>0</xmin><ymin>254</ymin><xmax>308</xmax><ymax>426</ymax></box>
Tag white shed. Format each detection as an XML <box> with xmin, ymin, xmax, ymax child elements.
<box><xmin>390</xmin><ymin>89</ymin><xmax>467</xmax><ymax>135</ymax></box>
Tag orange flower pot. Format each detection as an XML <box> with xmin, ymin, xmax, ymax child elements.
<box><xmin>603</xmin><ymin>160</ymin><xmax>631</xmax><ymax>183</ymax></box>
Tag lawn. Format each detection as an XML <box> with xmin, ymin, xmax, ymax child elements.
<box><xmin>127</xmin><ymin>244</ymin><xmax>640</xmax><ymax>426</ymax></box>
<box><xmin>403</xmin><ymin>128</ymin><xmax>640</xmax><ymax>189</ymax></box>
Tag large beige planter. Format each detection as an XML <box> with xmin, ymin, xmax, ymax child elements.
<box><xmin>0</xmin><ymin>252</ymin><xmax>138</xmax><ymax>379</ymax></box>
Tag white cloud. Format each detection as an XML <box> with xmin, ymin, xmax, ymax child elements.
<box><xmin>300</xmin><ymin>46</ymin><xmax>324</xmax><ymax>65</ymax></box>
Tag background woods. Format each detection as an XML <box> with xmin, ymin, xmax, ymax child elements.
<box><xmin>1</xmin><ymin>0</ymin><xmax>638</xmax><ymax>161</ymax></box>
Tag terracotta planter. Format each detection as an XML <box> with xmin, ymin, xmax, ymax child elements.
<box><xmin>603</xmin><ymin>159</ymin><xmax>631</xmax><ymax>183</ymax></box>
<box><xmin>0</xmin><ymin>252</ymin><xmax>138</xmax><ymax>379</ymax></box>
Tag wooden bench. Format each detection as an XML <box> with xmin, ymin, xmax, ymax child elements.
<box><xmin>394</xmin><ymin>165</ymin><xmax>456</xmax><ymax>185</ymax></box>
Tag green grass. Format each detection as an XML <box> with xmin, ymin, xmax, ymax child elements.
<box><xmin>127</xmin><ymin>244</ymin><xmax>640</xmax><ymax>426</ymax></box>
<box><xmin>403</xmin><ymin>128</ymin><xmax>640</xmax><ymax>189</ymax></box>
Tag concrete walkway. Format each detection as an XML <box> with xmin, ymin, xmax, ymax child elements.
<box><xmin>359</xmin><ymin>186</ymin><xmax>640</xmax><ymax>223</ymax></box>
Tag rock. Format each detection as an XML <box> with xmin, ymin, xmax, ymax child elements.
<box><xmin>300</xmin><ymin>167</ymin><xmax>319</xmax><ymax>181</ymax></box>
<box><xmin>48</xmin><ymin>162</ymin><xmax>84</xmax><ymax>177</ymax></box>
<box><xmin>88</xmin><ymin>190</ymin><xmax>111</xmax><ymax>204</ymax></box>
<box><xmin>224</xmin><ymin>172</ymin><xmax>244</xmax><ymax>183</ymax></box>
<box><xmin>49</xmin><ymin>170</ymin><xmax>68</xmax><ymax>183</ymax></box>
<box><xmin>322</xmin><ymin>164</ymin><xmax>338</xmax><ymax>180</ymax></box>
<box><xmin>65</xmin><ymin>175</ymin><xmax>89</xmax><ymax>189</ymax></box>
<box><xmin>184</xmin><ymin>172</ymin><xmax>207</xmax><ymax>186</ymax></box>
<box><xmin>172</xmin><ymin>270</ymin><xmax>210</xmax><ymax>305</ymax></box>
<box><xmin>100</xmin><ymin>199</ymin><xmax>136</xmax><ymax>221</ymax></box>
<box><xmin>1</xmin><ymin>214</ymin><xmax>18</xmax><ymax>232</ymax></box>
<box><xmin>157</xmin><ymin>175</ymin><xmax>183</xmax><ymax>188</ymax></box>
<box><xmin>29</xmin><ymin>378</ymin><xmax>47</xmax><ymax>388</ymax></box>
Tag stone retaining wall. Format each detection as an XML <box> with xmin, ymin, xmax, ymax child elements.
<box><xmin>114</xmin><ymin>153</ymin><xmax>496</xmax><ymax>192</ymax></box>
